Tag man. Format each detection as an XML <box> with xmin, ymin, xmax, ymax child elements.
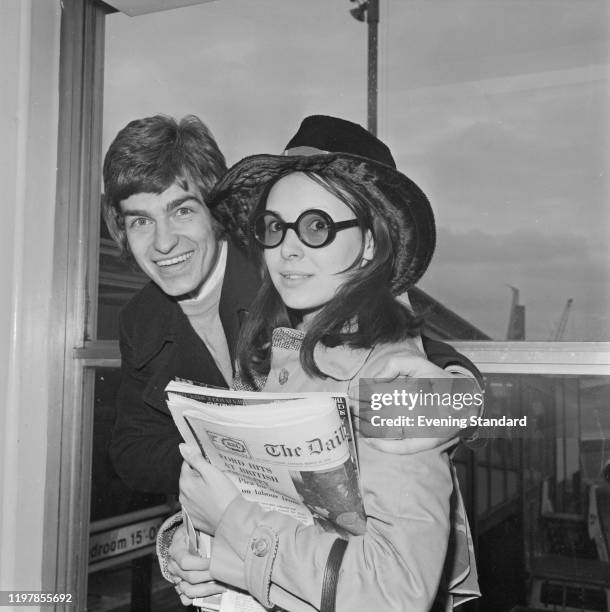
<box><xmin>103</xmin><ymin>114</ymin><xmax>259</xmax><ymax>494</ymax></box>
<box><xmin>103</xmin><ymin>113</ymin><xmax>481</xmax><ymax>496</ymax></box>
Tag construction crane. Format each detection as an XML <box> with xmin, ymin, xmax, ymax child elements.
<box><xmin>506</xmin><ymin>285</ymin><xmax>526</xmax><ymax>340</ymax></box>
<box><xmin>551</xmin><ymin>298</ymin><xmax>573</xmax><ymax>340</ymax></box>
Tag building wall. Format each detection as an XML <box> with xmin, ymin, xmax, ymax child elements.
<box><xmin>0</xmin><ymin>0</ymin><xmax>61</xmax><ymax>594</ymax></box>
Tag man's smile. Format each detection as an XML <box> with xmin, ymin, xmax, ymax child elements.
<box><xmin>155</xmin><ymin>251</ymin><xmax>194</xmax><ymax>267</ymax></box>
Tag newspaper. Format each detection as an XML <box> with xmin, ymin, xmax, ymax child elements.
<box><xmin>166</xmin><ymin>380</ymin><xmax>365</xmax><ymax>612</ymax></box>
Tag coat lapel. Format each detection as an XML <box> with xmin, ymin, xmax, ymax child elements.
<box><xmin>139</xmin><ymin>306</ymin><xmax>229</xmax><ymax>413</ymax></box>
<box><xmin>218</xmin><ymin>242</ymin><xmax>260</xmax><ymax>367</ymax></box>
<box><xmin>128</xmin><ymin>282</ymin><xmax>178</xmax><ymax>369</ymax></box>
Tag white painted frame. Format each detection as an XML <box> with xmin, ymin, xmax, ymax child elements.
<box><xmin>453</xmin><ymin>342</ymin><xmax>610</xmax><ymax>376</ymax></box>
<box><xmin>44</xmin><ymin>1</ymin><xmax>108</xmax><ymax>608</ymax></box>
<box><xmin>77</xmin><ymin>340</ymin><xmax>610</xmax><ymax>376</ymax></box>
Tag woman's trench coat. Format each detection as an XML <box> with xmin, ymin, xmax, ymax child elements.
<box><xmin>159</xmin><ymin>328</ymin><xmax>480</xmax><ymax>612</ymax></box>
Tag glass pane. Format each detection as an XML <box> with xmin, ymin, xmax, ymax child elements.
<box><xmin>88</xmin><ymin>367</ymin><xmax>179</xmax><ymax>611</ymax></box>
<box><xmin>382</xmin><ymin>2</ymin><xmax>610</xmax><ymax>342</ymax></box>
<box><xmin>90</xmin><ymin>368</ymin><xmax>167</xmax><ymax>520</ymax></box>
<box><xmin>88</xmin><ymin>557</ymin><xmax>184</xmax><ymax>612</ymax></box>
<box><xmin>101</xmin><ymin>0</ymin><xmax>609</xmax><ymax>342</ymax></box>
<box><xmin>469</xmin><ymin>372</ymin><xmax>610</xmax><ymax>611</ymax></box>
<box><xmin>98</xmin><ymin>219</ymin><xmax>148</xmax><ymax>340</ymax></box>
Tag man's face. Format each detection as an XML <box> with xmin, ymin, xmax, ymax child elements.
<box><xmin>120</xmin><ymin>181</ymin><xmax>219</xmax><ymax>298</ymax></box>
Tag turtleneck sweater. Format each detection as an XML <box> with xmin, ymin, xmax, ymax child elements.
<box><xmin>178</xmin><ymin>240</ymin><xmax>233</xmax><ymax>385</ymax></box>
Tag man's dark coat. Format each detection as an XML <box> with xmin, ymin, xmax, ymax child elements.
<box><xmin>110</xmin><ymin>243</ymin><xmax>481</xmax><ymax>494</ymax></box>
<box><xmin>109</xmin><ymin>243</ymin><xmax>260</xmax><ymax>494</ymax></box>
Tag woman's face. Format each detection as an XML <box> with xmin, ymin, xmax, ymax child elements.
<box><xmin>263</xmin><ymin>172</ymin><xmax>373</xmax><ymax>317</ymax></box>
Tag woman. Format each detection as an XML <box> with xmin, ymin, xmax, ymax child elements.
<box><xmin>164</xmin><ymin>116</ymin><xmax>480</xmax><ymax>611</ymax></box>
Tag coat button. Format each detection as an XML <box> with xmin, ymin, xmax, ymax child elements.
<box><xmin>251</xmin><ymin>538</ymin><xmax>269</xmax><ymax>557</ymax></box>
<box><xmin>278</xmin><ymin>368</ymin><xmax>289</xmax><ymax>385</ymax></box>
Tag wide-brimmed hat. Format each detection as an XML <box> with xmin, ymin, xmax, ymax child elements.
<box><xmin>209</xmin><ymin>115</ymin><xmax>435</xmax><ymax>293</ymax></box>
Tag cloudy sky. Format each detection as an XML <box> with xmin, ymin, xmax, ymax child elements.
<box><xmin>103</xmin><ymin>0</ymin><xmax>609</xmax><ymax>341</ymax></box>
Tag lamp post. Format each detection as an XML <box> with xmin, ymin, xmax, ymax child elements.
<box><xmin>349</xmin><ymin>0</ymin><xmax>379</xmax><ymax>135</ymax></box>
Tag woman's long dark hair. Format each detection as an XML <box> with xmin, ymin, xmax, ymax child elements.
<box><xmin>237</xmin><ymin>167</ymin><xmax>422</xmax><ymax>384</ymax></box>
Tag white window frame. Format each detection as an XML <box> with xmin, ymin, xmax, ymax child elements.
<box><xmin>453</xmin><ymin>342</ymin><xmax>610</xmax><ymax>376</ymax></box>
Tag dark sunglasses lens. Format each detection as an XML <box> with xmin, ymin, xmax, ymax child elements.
<box><xmin>254</xmin><ymin>213</ymin><xmax>284</xmax><ymax>247</ymax></box>
<box><xmin>298</xmin><ymin>211</ymin><xmax>331</xmax><ymax>247</ymax></box>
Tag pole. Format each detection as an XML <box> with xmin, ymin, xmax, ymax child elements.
<box><xmin>367</xmin><ymin>0</ymin><xmax>379</xmax><ymax>135</ymax></box>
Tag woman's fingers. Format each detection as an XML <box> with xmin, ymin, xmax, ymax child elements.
<box><xmin>167</xmin><ymin>564</ymin><xmax>213</xmax><ymax>584</ymax></box>
<box><xmin>168</xmin><ymin>553</ymin><xmax>227</xmax><ymax>602</ymax></box>
<box><xmin>167</xmin><ymin>525</ymin><xmax>217</xmax><ymax>591</ymax></box>
<box><xmin>172</xmin><ymin>573</ymin><xmax>227</xmax><ymax>602</ymax></box>
<box><xmin>167</xmin><ymin>525</ymin><xmax>210</xmax><ymax>572</ymax></box>
<box><xmin>180</xmin><ymin>444</ymin><xmax>214</xmax><ymax>478</ymax></box>
<box><xmin>179</xmin><ymin>579</ymin><xmax>227</xmax><ymax>600</ymax></box>
<box><xmin>178</xmin><ymin>592</ymin><xmax>193</xmax><ymax>606</ymax></box>
<box><xmin>168</xmin><ymin>548</ymin><xmax>211</xmax><ymax>571</ymax></box>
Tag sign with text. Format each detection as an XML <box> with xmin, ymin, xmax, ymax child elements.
<box><xmin>89</xmin><ymin>516</ymin><xmax>164</xmax><ymax>564</ymax></box>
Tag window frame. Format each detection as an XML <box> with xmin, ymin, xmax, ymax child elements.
<box><xmin>46</xmin><ymin>0</ymin><xmax>109</xmax><ymax>606</ymax></box>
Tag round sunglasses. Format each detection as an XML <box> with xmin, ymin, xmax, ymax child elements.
<box><xmin>250</xmin><ymin>209</ymin><xmax>360</xmax><ymax>249</ymax></box>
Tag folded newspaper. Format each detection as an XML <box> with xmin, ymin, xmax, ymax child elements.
<box><xmin>166</xmin><ymin>379</ymin><xmax>365</xmax><ymax>612</ymax></box>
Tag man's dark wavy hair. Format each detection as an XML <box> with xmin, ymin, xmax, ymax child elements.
<box><xmin>102</xmin><ymin>114</ymin><xmax>227</xmax><ymax>256</ymax></box>
<box><xmin>237</xmin><ymin>169</ymin><xmax>422</xmax><ymax>383</ymax></box>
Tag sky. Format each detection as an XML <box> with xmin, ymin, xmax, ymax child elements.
<box><xmin>103</xmin><ymin>0</ymin><xmax>610</xmax><ymax>341</ymax></box>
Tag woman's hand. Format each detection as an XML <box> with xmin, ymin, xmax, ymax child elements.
<box><xmin>178</xmin><ymin>444</ymin><xmax>240</xmax><ymax>535</ymax></box>
<box><xmin>166</xmin><ymin>524</ymin><xmax>227</xmax><ymax>606</ymax></box>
